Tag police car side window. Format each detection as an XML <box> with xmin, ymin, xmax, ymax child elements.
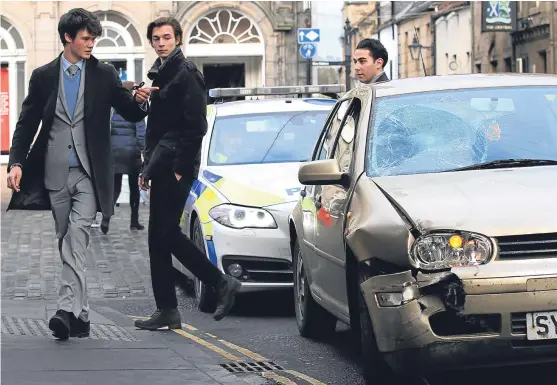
<box><xmin>317</xmin><ymin>99</ymin><xmax>352</xmax><ymax>161</ymax></box>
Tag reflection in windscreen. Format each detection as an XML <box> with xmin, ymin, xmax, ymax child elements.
<box><xmin>208</xmin><ymin>111</ymin><xmax>329</xmax><ymax>165</ymax></box>
<box><xmin>367</xmin><ymin>86</ymin><xmax>557</xmax><ymax>176</ymax></box>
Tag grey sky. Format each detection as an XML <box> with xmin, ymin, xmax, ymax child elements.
<box><xmin>310</xmin><ymin>1</ymin><xmax>345</xmax><ymax>61</ymax></box>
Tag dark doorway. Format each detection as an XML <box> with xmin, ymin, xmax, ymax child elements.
<box><xmin>203</xmin><ymin>63</ymin><xmax>245</xmax><ymax>104</ymax></box>
<box><xmin>102</xmin><ymin>60</ymin><xmax>128</xmax><ymax>80</ymax></box>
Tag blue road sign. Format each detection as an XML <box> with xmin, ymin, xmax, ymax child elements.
<box><xmin>297</xmin><ymin>28</ymin><xmax>320</xmax><ymax>44</ymax></box>
<box><xmin>299</xmin><ymin>43</ymin><xmax>316</xmax><ymax>59</ymax></box>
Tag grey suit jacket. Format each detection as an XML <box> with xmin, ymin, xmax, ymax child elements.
<box><xmin>44</xmin><ymin>62</ymin><xmax>91</xmax><ymax>191</ymax></box>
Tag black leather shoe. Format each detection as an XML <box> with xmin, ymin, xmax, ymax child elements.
<box><xmin>100</xmin><ymin>217</ymin><xmax>110</xmax><ymax>234</ymax></box>
<box><xmin>130</xmin><ymin>222</ymin><xmax>145</xmax><ymax>230</ymax></box>
<box><xmin>213</xmin><ymin>275</ymin><xmax>242</xmax><ymax>321</ymax></box>
<box><xmin>134</xmin><ymin>309</ymin><xmax>181</xmax><ymax>330</ymax></box>
<box><xmin>70</xmin><ymin>317</ymin><xmax>90</xmax><ymax>338</ymax></box>
<box><xmin>49</xmin><ymin>310</ymin><xmax>71</xmax><ymax>340</ymax></box>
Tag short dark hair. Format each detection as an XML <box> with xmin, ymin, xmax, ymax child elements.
<box><xmin>356</xmin><ymin>38</ymin><xmax>388</xmax><ymax>68</ymax></box>
<box><xmin>147</xmin><ymin>17</ymin><xmax>183</xmax><ymax>46</ymax></box>
<box><xmin>58</xmin><ymin>8</ymin><xmax>102</xmax><ymax>46</ymax></box>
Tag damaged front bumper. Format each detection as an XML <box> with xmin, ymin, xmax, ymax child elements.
<box><xmin>361</xmin><ymin>270</ymin><xmax>557</xmax><ymax>374</ymax></box>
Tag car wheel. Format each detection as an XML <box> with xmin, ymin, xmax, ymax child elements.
<box><xmin>293</xmin><ymin>238</ymin><xmax>337</xmax><ymax>339</ymax></box>
<box><xmin>358</xmin><ymin>266</ymin><xmax>398</xmax><ymax>385</ymax></box>
<box><xmin>192</xmin><ymin>217</ymin><xmax>217</xmax><ymax>313</ymax></box>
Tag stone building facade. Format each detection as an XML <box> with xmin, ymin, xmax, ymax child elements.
<box><xmin>0</xmin><ymin>1</ymin><xmax>311</xmax><ymax>161</ymax></box>
<box><xmin>472</xmin><ymin>1</ymin><xmax>556</xmax><ymax>74</ymax></box>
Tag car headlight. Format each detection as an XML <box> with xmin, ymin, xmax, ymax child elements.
<box><xmin>208</xmin><ymin>204</ymin><xmax>277</xmax><ymax>229</ymax></box>
<box><xmin>410</xmin><ymin>231</ymin><xmax>492</xmax><ymax>270</ymax></box>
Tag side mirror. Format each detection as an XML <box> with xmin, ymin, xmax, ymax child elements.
<box><xmin>298</xmin><ymin>159</ymin><xmax>350</xmax><ymax>187</ymax></box>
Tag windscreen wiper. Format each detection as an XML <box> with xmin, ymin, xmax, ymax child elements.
<box><xmin>447</xmin><ymin>159</ymin><xmax>557</xmax><ymax>172</ymax></box>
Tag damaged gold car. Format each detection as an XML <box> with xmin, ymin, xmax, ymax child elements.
<box><xmin>288</xmin><ymin>74</ymin><xmax>557</xmax><ymax>384</ymax></box>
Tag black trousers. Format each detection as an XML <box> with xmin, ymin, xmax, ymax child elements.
<box><xmin>148</xmin><ymin>170</ymin><xmax>222</xmax><ymax>309</ymax></box>
<box><xmin>114</xmin><ymin>173</ymin><xmax>140</xmax><ymax>216</ymax></box>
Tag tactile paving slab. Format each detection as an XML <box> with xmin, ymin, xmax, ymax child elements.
<box><xmin>1</xmin><ymin>316</ymin><xmax>138</xmax><ymax>341</ymax></box>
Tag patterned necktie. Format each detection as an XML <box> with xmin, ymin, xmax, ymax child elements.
<box><xmin>68</xmin><ymin>64</ymin><xmax>79</xmax><ymax>78</ymax></box>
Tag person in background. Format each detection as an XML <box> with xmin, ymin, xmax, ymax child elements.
<box><xmin>100</xmin><ymin>80</ymin><xmax>146</xmax><ymax>234</ymax></box>
<box><xmin>353</xmin><ymin>38</ymin><xmax>390</xmax><ymax>84</ymax></box>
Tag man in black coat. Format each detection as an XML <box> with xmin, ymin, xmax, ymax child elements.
<box><xmin>135</xmin><ymin>17</ymin><xmax>241</xmax><ymax>330</ymax></box>
<box><xmin>6</xmin><ymin>8</ymin><xmax>154</xmax><ymax>340</ymax></box>
<box><xmin>352</xmin><ymin>38</ymin><xmax>390</xmax><ymax>84</ymax></box>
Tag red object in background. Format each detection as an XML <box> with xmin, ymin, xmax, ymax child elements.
<box><xmin>1</xmin><ymin>67</ymin><xmax>9</xmax><ymax>153</ymax></box>
<box><xmin>317</xmin><ymin>207</ymin><xmax>331</xmax><ymax>227</ymax></box>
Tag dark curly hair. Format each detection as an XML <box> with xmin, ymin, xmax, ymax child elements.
<box><xmin>58</xmin><ymin>8</ymin><xmax>102</xmax><ymax>46</ymax></box>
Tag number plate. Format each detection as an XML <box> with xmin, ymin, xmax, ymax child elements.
<box><xmin>526</xmin><ymin>311</ymin><xmax>557</xmax><ymax>340</ymax></box>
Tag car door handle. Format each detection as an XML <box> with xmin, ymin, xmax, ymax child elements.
<box><xmin>315</xmin><ymin>195</ymin><xmax>322</xmax><ymax>209</ymax></box>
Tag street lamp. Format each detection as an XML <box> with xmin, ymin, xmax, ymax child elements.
<box><xmin>408</xmin><ymin>36</ymin><xmax>422</xmax><ymax>60</ymax></box>
<box><xmin>343</xmin><ymin>18</ymin><xmax>358</xmax><ymax>91</ymax></box>
<box><xmin>408</xmin><ymin>35</ymin><xmax>432</xmax><ymax>61</ymax></box>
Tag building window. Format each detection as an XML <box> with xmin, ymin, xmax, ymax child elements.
<box><xmin>489</xmin><ymin>60</ymin><xmax>498</xmax><ymax>73</ymax></box>
<box><xmin>504</xmin><ymin>57</ymin><xmax>512</xmax><ymax>72</ymax></box>
<box><xmin>189</xmin><ymin>9</ymin><xmax>262</xmax><ymax>45</ymax></box>
<box><xmin>539</xmin><ymin>50</ymin><xmax>547</xmax><ymax>73</ymax></box>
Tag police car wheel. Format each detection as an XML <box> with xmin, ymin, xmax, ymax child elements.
<box><xmin>192</xmin><ymin>218</ymin><xmax>217</xmax><ymax>313</ymax></box>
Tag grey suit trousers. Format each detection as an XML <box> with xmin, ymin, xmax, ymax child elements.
<box><xmin>49</xmin><ymin>167</ymin><xmax>97</xmax><ymax>321</ymax></box>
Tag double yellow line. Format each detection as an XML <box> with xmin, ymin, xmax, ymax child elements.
<box><xmin>131</xmin><ymin>316</ymin><xmax>327</xmax><ymax>385</ymax></box>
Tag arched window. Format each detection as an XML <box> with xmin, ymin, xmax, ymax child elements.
<box><xmin>93</xmin><ymin>11</ymin><xmax>145</xmax><ymax>82</ymax></box>
<box><xmin>0</xmin><ymin>16</ymin><xmax>24</xmax><ymax>53</ymax></box>
<box><xmin>1</xmin><ymin>16</ymin><xmax>26</xmax><ymax>158</ymax></box>
<box><xmin>189</xmin><ymin>9</ymin><xmax>262</xmax><ymax>45</ymax></box>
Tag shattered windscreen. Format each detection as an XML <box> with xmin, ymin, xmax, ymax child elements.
<box><xmin>366</xmin><ymin>86</ymin><xmax>557</xmax><ymax>177</ymax></box>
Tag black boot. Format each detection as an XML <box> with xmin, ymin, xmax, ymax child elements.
<box><xmin>213</xmin><ymin>275</ymin><xmax>242</xmax><ymax>321</ymax></box>
<box><xmin>70</xmin><ymin>317</ymin><xmax>90</xmax><ymax>338</ymax></box>
<box><xmin>134</xmin><ymin>308</ymin><xmax>181</xmax><ymax>330</ymax></box>
<box><xmin>49</xmin><ymin>310</ymin><xmax>72</xmax><ymax>340</ymax></box>
<box><xmin>130</xmin><ymin>205</ymin><xmax>144</xmax><ymax>230</ymax></box>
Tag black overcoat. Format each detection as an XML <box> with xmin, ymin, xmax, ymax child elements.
<box><xmin>7</xmin><ymin>53</ymin><xmax>148</xmax><ymax>218</ymax></box>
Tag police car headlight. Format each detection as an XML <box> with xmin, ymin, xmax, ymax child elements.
<box><xmin>209</xmin><ymin>204</ymin><xmax>278</xmax><ymax>229</ymax></box>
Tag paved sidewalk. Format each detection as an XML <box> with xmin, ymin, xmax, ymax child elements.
<box><xmin>1</xmin><ymin>300</ymin><xmax>260</xmax><ymax>385</ymax></box>
<box><xmin>1</xmin><ymin>202</ymin><xmax>153</xmax><ymax>301</ymax></box>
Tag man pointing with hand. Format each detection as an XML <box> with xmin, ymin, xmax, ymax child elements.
<box><xmin>135</xmin><ymin>17</ymin><xmax>241</xmax><ymax>331</ymax></box>
<box><xmin>6</xmin><ymin>8</ymin><xmax>154</xmax><ymax>341</ymax></box>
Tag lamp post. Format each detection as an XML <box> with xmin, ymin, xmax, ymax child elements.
<box><xmin>343</xmin><ymin>18</ymin><xmax>357</xmax><ymax>91</ymax></box>
<box><xmin>408</xmin><ymin>35</ymin><xmax>431</xmax><ymax>75</ymax></box>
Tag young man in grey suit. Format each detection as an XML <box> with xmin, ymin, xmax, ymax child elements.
<box><xmin>6</xmin><ymin>8</ymin><xmax>155</xmax><ymax>340</ymax></box>
<box><xmin>352</xmin><ymin>38</ymin><xmax>390</xmax><ymax>84</ymax></box>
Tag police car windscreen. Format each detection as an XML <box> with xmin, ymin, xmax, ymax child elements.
<box><xmin>367</xmin><ymin>85</ymin><xmax>557</xmax><ymax>177</ymax></box>
<box><xmin>208</xmin><ymin>110</ymin><xmax>329</xmax><ymax>165</ymax></box>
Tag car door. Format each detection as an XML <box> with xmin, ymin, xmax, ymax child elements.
<box><xmin>299</xmin><ymin>100</ymin><xmax>350</xmax><ymax>264</ymax></box>
<box><xmin>305</xmin><ymin>98</ymin><xmax>354</xmax><ymax>310</ymax></box>
<box><xmin>312</xmin><ymin>98</ymin><xmax>361</xmax><ymax>318</ymax></box>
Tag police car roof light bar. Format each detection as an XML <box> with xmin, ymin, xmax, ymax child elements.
<box><xmin>209</xmin><ymin>84</ymin><xmax>346</xmax><ymax>98</ymax></box>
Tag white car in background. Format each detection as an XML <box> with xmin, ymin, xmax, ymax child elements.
<box><xmin>175</xmin><ymin>85</ymin><xmax>344</xmax><ymax>312</ymax></box>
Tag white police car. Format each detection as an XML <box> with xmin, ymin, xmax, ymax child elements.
<box><xmin>174</xmin><ymin>85</ymin><xmax>343</xmax><ymax>312</ymax></box>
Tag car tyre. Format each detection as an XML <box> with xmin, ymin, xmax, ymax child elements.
<box><xmin>192</xmin><ymin>218</ymin><xmax>217</xmax><ymax>313</ymax></box>
<box><xmin>293</xmin><ymin>238</ymin><xmax>337</xmax><ymax>339</ymax></box>
<box><xmin>358</xmin><ymin>266</ymin><xmax>399</xmax><ymax>385</ymax></box>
